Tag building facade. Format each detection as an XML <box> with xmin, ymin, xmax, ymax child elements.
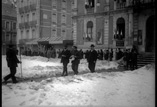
<box><xmin>16</xmin><ymin>0</ymin><xmax>74</xmax><ymax>50</ymax></box>
<box><xmin>72</xmin><ymin>0</ymin><xmax>155</xmax><ymax>53</ymax></box>
<box><xmin>2</xmin><ymin>0</ymin><xmax>17</xmax><ymax>55</ymax></box>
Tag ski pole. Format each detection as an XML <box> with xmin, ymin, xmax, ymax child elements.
<box><xmin>19</xmin><ymin>47</ymin><xmax>23</xmax><ymax>78</ymax></box>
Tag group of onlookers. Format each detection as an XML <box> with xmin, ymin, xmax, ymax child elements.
<box><xmin>3</xmin><ymin>43</ymin><xmax>138</xmax><ymax>84</ymax></box>
<box><xmin>21</xmin><ymin>45</ymin><xmax>138</xmax><ymax>71</ymax></box>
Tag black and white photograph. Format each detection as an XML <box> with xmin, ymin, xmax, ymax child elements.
<box><xmin>2</xmin><ymin>0</ymin><xmax>155</xmax><ymax>106</ymax></box>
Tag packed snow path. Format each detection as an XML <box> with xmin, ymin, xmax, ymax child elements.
<box><xmin>2</xmin><ymin>56</ymin><xmax>155</xmax><ymax>107</ymax></box>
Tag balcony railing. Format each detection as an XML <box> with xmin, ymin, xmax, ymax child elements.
<box><xmin>19</xmin><ymin>7</ymin><xmax>25</xmax><ymax>14</ymax></box>
<box><xmin>115</xmin><ymin>0</ymin><xmax>155</xmax><ymax>10</ymax></box>
<box><xmin>24</xmin><ymin>22</ymin><xmax>30</xmax><ymax>28</ymax></box>
<box><xmin>115</xmin><ymin>40</ymin><xmax>124</xmax><ymax>47</ymax></box>
<box><xmin>86</xmin><ymin>8</ymin><xmax>94</xmax><ymax>14</ymax></box>
<box><xmin>19</xmin><ymin>23</ymin><xmax>25</xmax><ymax>29</ymax></box>
<box><xmin>24</xmin><ymin>5</ymin><xmax>31</xmax><ymax>13</ymax></box>
<box><xmin>29</xmin><ymin>20</ymin><xmax>37</xmax><ymax>27</ymax></box>
<box><xmin>30</xmin><ymin>4</ymin><xmax>36</xmax><ymax>11</ymax></box>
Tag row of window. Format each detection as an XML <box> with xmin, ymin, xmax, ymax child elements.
<box><xmin>21</xmin><ymin>29</ymin><xmax>36</xmax><ymax>39</ymax></box>
<box><xmin>20</xmin><ymin>0</ymin><xmax>37</xmax><ymax>7</ymax></box>
<box><xmin>20</xmin><ymin>28</ymin><xmax>67</xmax><ymax>39</ymax></box>
<box><xmin>2</xmin><ymin>33</ymin><xmax>16</xmax><ymax>42</ymax></box>
<box><xmin>51</xmin><ymin>28</ymin><xmax>67</xmax><ymax>37</ymax></box>
<box><xmin>21</xmin><ymin>12</ymin><xmax>36</xmax><ymax>23</ymax></box>
<box><xmin>52</xmin><ymin>12</ymin><xmax>67</xmax><ymax>25</ymax></box>
<box><xmin>2</xmin><ymin>20</ymin><xmax>16</xmax><ymax>31</ymax></box>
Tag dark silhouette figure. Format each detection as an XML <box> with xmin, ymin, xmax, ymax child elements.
<box><xmin>87</xmin><ymin>44</ymin><xmax>98</xmax><ymax>73</ymax></box>
<box><xmin>60</xmin><ymin>46</ymin><xmax>71</xmax><ymax>76</ymax></box>
<box><xmin>3</xmin><ymin>44</ymin><xmax>21</xmax><ymax>84</ymax></box>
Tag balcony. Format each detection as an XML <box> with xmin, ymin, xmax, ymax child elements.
<box><xmin>86</xmin><ymin>8</ymin><xmax>94</xmax><ymax>14</ymax></box>
<box><xmin>115</xmin><ymin>0</ymin><xmax>155</xmax><ymax>10</ymax></box>
<box><xmin>115</xmin><ymin>40</ymin><xmax>124</xmax><ymax>47</ymax></box>
<box><xmin>24</xmin><ymin>22</ymin><xmax>30</xmax><ymax>28</ymax></box>
<box><xmin>19</xmin><ymin>7</ymin><xmax>25</xmax><ymax>14</ymax></box>
<box><xmin>19</xmin><ymin>23</ymin><xmax>25</xmax><ymax>29</ymax></box>
<box><xmin>29</xmin><ymin>20</ymin><xmax>37</xmax><ymax>27</ymax></box>
<box><xmin>30</xmin><ymin>4</ymin><xmax>37</xmax><ymax>11</ymax></box>
<box><xmin>24</xmin><ymin>5</ymin><xmax>31</xmax><ymax>13</ymax></box>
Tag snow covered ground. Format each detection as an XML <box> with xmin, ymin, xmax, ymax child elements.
<box><xmin>2</xmin><ymin>55</ymin><xmax>155</xmax><ymax>107</ymax></box>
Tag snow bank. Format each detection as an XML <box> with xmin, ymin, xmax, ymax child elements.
<box><xmin>2</xmin><ymin>56</ymin><xmax>155</xmax><ymax>107</ymax></box>
<box><xmin>2</xmin><ymin>56</ymin><xmax>119</xmax><ymax>79</ymax></box>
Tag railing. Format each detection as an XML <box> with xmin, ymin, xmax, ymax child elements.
<box><xmin>115</xmin><ymin>40</ymin><xmax>124</xmax><ymax>47</ymax></box>
<box><xmin>86</xmin><ymin>8</ymin><xmax>94</xmax><ymax>14</ymax></box>
<box><xmin>24</xmin><ymin>5</ymin><xmax>31</xmax><ymax>13</ymax></box>
<box><xmin>30</xmin><ymin>4</ymin><xmax>36</xmax><ymax>11</ymax></box>
<box><xmin>24</xmin><ymin>22</ymin><xmax>30</xmax><ymax>28</ymax></box>
<box><xmin>19</xmin><ymin>23</ymin><xmax>25</xmax><ymax>29</ymax></box>
<box><xmin>29</xmin><ymin>20</ymin><xmax>37</xmax><ymax>27</ymax></box>
<box><xmin>115</xmin><ymin>0</ymin><xmax>155</xmax><ymax>9</ymax></box>
<box><xmin>19</xmin><ymin>7</ymin><xmax>25</xmax><ymax>14</ymax></box>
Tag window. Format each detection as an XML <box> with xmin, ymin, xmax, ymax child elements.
<box><xmin>21</xmin><ymin>15</ymin><xmax>23</xmax><ymax>22</ymax></box>
<box><xmin>6</xmin><ymin>22</ymin><xmax>10</xmax><ymax>30</ymax></box>
<box><xmin>52</xmin><ymin>0</ymin><xmax>57</xmax><ymax>8</ymax></box>
<box><xmin>62</xmin><ymin>13</ymin><xmax>66</xmax><ymax>24</ymax></box>
<box><xmin>32</xmin><ymin>29</ymin><xmax>36</xmax><ymax>38</ymax></box>
<box><xmin>27</xmin><ymin>14</ymin><xmax>29</xmax><ymax>22</ymax></box>
<box><xmin>21</xmin><ymin>30</ymin><xmax>23</xmax><ymax>39</ymax></box>
<box><xmin>52</xmin><ymin>28</ymin><xmax>57</xmax><ymax>36</ymax></box>
<box><xmin>26</xmin><ymin>30</ymin><xmax>29</xmax><ymax>39</ymax></box>
<box><xmin>2</xmin><ymin>20</ymin><xmax>5</xmax><ymax>29</ymax></box>
<box><xmin>13</xmin><ymin>23</ymin><xmax>16</xmax><ymax>30</ymax></box>
<box><xmin>62</xmin><ymin>28</ymin><xmax>66</xmax><ymax>37</ymax></box>
<box><xmin>86</xmin><ymin>21</ymin><xmax>93</xmax><ymax>42</ymax></box>
<box><xmin>62</xmin><ymin>0</ymin><xmax>66</xmax><ymax>10</ymax></box>
<box><xmin>6</xmin><ymin>34</ymin><xmax>10</xmax><ymax>42</ymax></box>
<box><xmin>12</xmin><ymin>35</ymin><xmax>16</xmax><ymax>42</ymax></box>
<box><xmin>52</xmin><ymin>12</ymin><xmax>57</xmax><ymax>24</ymax></box>
<box><xmin>32</xmin><ymin>12</ymin><xmax>36</xmax><ymax>21</ymax></box>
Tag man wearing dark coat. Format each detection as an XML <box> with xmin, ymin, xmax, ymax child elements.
<box><xmin>3</xmin><ymin>44</ymin><xmax>21</xmax><ymax>84</ymax></box>
<box><xmin>87</xmin><ymin>44</ymin><xmax>98</xmax><ymax>73</ymax></box>
<box><xmin>130</xmin><ymin>49</ymin><xmax>138</xmax><ymax>70</ymax></box>
<box><xmin>70</xmin><ymin>46</ymin><xmax>80</xmax><ymax>75</ymax></box>
<box><xmin>60</xmin><ymin>45</ymin><xmax>71</xmax><ymax>76</ymax></box>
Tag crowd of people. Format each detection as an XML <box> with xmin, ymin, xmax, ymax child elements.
<box><xmin>20</xmin><ymin>44</ymin><xmax>138</xmax><ymax>71</ymax></box>
<box><xmin>2</xmin><ymin>44</ymin><xmax>138</xmax><ymax>84</ymax></box>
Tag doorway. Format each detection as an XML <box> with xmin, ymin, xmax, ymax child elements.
<box><xmin>145</xmin><ymin>15</ymin><xmax>155</xmax><ymax>52</ymax></box>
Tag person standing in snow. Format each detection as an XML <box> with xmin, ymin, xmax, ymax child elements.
<box><xmin>60</xmin><ymin>45</ymin><xmax>71</xmax><ymax>76</ymax></box>
<box><xmin>87</xmin><ymin>44</ymin><xmax>98</xmax><ymax>73</ymax></box>
<box><xmin>3</xmin><ymin>44</ymin><xmax>21</xmax><ymax>84</ymax></box>
<box><xmin>70</xmin><ymin>46</ymin><xmax>80</xmax><ymax>75</ymax></box>
<box><xmin>130</xmin><ymin>49</ymin><xmax>138</xmax><ymax>70</ymax></box>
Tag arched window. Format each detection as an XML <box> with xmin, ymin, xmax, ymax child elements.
<box><xmin>115</xmin><ymin>18</ymin><xmax>125</xmax><ymax>40</ymax></box>
<box><xmin>86</xmin><ymin>21</ymin><xmax>93</xmax><ymax>41</ymax></box>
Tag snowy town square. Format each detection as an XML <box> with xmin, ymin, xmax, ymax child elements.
<box><xmin>2</xmin><ymin>0</ymin><xmax>155</xmax><ymax>107</ymax></box>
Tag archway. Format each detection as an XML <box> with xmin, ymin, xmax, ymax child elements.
<box><xmin>116</xmin><ymin>18</ymin><xmax>125</xmax><ymax>40</ymax></box>
<box><xmin>145</xmin><ymin>15</ymin><xmax>155</xmax><ymax>52</ymax></box>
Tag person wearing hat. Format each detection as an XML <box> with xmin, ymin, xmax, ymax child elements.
<box><xmin>60</xmin><ymin>45</ymin><xmax>71</xmax><ymax>76</ymax></box>
<box><xmin>87</xmin><ymin>44</ymin><xmax>98</xmax><ymax>73</ymax></box>
<box><xmin>70</xmin><ymin>46</ymin><xmax>80</xmax><ymax>75</ymax></box>
<box><xmin>3</xmin><ymin>44</ymin><xmax>22</xmax><ymax>84</ymax></box>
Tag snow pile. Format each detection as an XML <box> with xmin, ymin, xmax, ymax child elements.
<box><xmin>2</xmin><ymin>56</ymin><xmax>155</xmax><ymax>107</ymax></box>
<box><xmin>2</xmin><ymin>56</ymin><xmax>119</xmax><ymax>79</ymax></box>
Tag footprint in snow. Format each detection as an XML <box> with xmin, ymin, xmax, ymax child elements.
<box><xmin>29</xmin><ymin>96</ymin><xmax>37</xmax><ymax>101</ymax></box>
<box><xmin>19</xmin><ymin>101</ymin><xmax>26</xmax><ymax>106</ymax></box>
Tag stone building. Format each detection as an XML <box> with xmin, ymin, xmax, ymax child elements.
<box><xmin>72</xmin><ymin>0</ymin><xmax>155</xmax><ymax>53</ymax></box>
<box><xmin>2</xmin><ymin>0</ymin><xmax>17</xmax><ymax>55</ymax></box>
<box><xmin>16</xmin><ymin>0</ymin><xmax>74</xmax><ymax>50</ymax></box>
